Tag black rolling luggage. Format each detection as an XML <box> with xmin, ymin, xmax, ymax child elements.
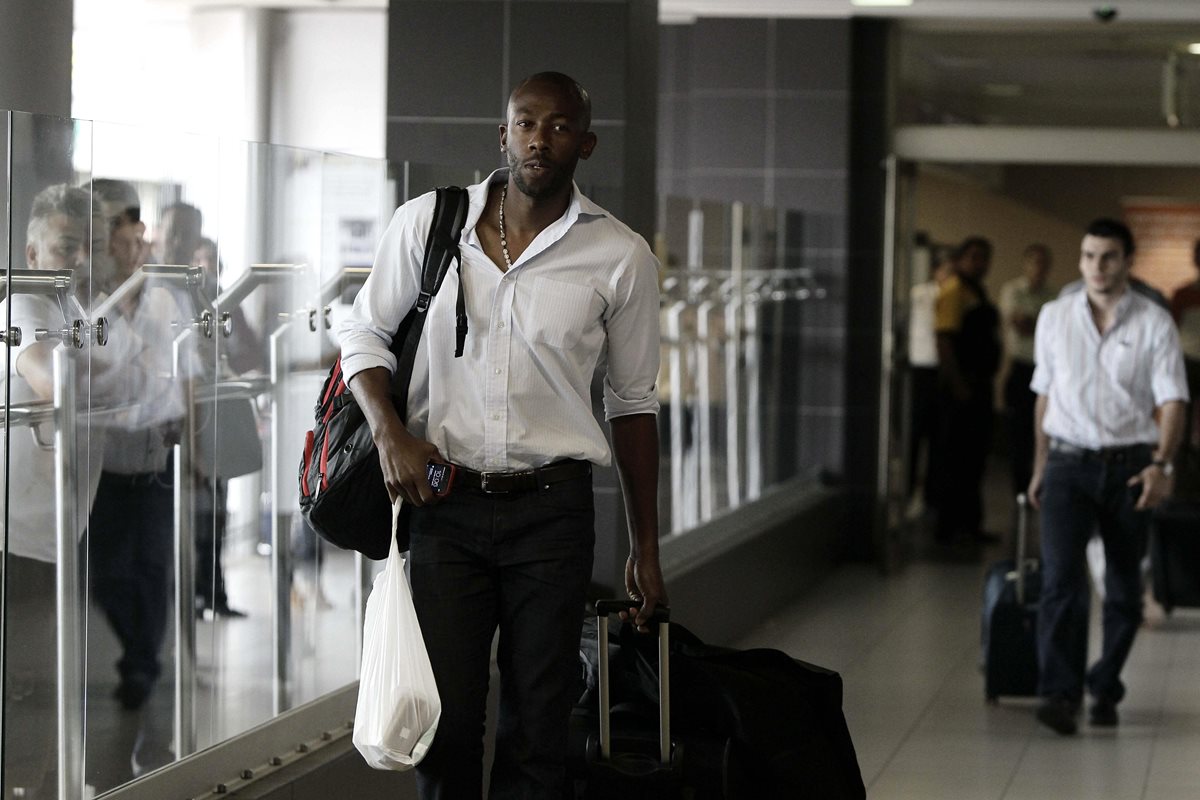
<box><xmin>571</xmin><ymin>603</ymin><xmax>865</xmax><ymax>800</ymax></box>
<box><xmin>981</xmin><ymin>493</ymin><xmax>1041</xmax><ymax>702</ymax></box>
<box><xmin>568</xmin><ymin>600</ymin><xmax>722</xmax><ymax>800</ymax></box>
<box><xmin>1150</xmin><ymin>499</ymin><xmax>1200</xmax><ymax>614</ymax></box>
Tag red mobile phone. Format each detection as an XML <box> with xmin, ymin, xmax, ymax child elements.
<box><xmin>426</xmin><ymin>462</ymin><xmax>456</xmax><ymax>497</ymax></box>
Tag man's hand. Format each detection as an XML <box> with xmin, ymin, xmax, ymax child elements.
<box><xmin>375</xmin><ymin>422</ymin><xmax>444</xmax><ymax>506</ymax></box>
<box><xmin>622</xmin><ymin>554</ymin><xmax>668</xmax><ymax>634</ymax></box>
<box><xmin>1128</xmin><ymin>464</ymin><xmax>1174</xmax><ymax>511</ymax></box>
<box><xmin>1026</xmin><ymin>469</ymin><xmax>1044</xmax><ymax>510</ymax></box>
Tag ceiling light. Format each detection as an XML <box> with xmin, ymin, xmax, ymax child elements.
<box><xmin>851</xmin><ymin>0</ymin><xmax>913</xmax><ymax>6</ymax></box>
<box><xmin>1188</xmin><ymin>43</ymin><xmax>1200</xmax><ymax>55</ymax></box>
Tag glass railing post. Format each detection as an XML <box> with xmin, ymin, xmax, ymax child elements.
<box><xmin>268</xmin><ymin>322</ymin><xmax>293</xmax><ymax>715</ymax></box>
<box><xmin>52</xmin><ymin>346</ymin><xmax>84</xmax><ymax>800</ymax></box>
<box><xmin>173</xmin><ymin>328</ymin><xmax>198</xmax><ymax>760</ymax></box>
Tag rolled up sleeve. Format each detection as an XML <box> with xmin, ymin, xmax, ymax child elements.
<box><xmin>602</xmin><ymin>243</ymin><xmax>661</xmax><ymax>420</ymax></box>
<box><xmin>337</xmin><ymin>198</ymin><xmax>430</xmax><ymax>384</ymax></box>
<box><xmin>1151</xmin><ymin>315</ymin><xmax>1190</xmax><ymax>406</ymax></box>
<box><xmin>1029</xmin><ymin>303</ymin><xmax>1055</xmax><ymax>396</ymax></box>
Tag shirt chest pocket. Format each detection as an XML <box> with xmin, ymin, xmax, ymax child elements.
<box><xmin>526</xmin><ymin>276</ymin><xmax>601</xmax><ymax>350</ymax></box>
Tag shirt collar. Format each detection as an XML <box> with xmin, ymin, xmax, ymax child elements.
<box><xmin>1071</xmin><ymin>282</ymin><xmax>1135</xmax><ymax>332</ymax></box>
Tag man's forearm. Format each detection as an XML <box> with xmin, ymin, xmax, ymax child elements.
<box><xmin>348</xmin><ymin>366</ymin><xmax>404</xmax><ymax>442</ymax></box>
<box><xmin>610</xmin><ymin>413</ymin><xmax>660</xmax><ymax>558</ymax></box>
<box><xmin>1032</xmin><ymin>393</ymin><xmax>1049</xmax><ymax>472</ymax></box>
<box><xmin>1154</xmin><ymin>399</ymin><xmax>1187</xmax><ymax>464</ymax></box>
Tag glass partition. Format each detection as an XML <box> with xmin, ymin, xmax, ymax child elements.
<box><xmin>1</xmin><ymin>107</ymin><xmax>838</xmax><ymax>799</ymax></box>
<box><xmin>1</xmin><ymin>109</ymin><xmax>401</xmax><ymax>799</ymax></box>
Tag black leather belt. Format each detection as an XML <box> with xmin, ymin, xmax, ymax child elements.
<box><xmin>454</xmin><ymin>459</ymin><xmax>591</xmax><ymax>494</ymax></box>
<box><xmin>1049</xmin><ymin>438</ymin><xmax>1152</xmax><ymax>463</ymax></box>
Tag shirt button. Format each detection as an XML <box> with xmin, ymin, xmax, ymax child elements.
<box><xmin>492</xmin><ymin>414</ymin><xmax>501</xmax><ymax>421</ymax></box>
<box><xmin>497</xmin><ymin>321</ymin><xmax>505</xmax><ymax>329</ymax></box>
<box><xmin>494</xmin><ymin>368</ymin><xmax>502</xmax><ymax>375</ymax></box>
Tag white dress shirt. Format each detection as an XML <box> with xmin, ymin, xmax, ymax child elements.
<box><xmin>1031</xmin><ymin>288</ymin><xmax>1189</xmax><ymax>449</ymax></box>
<box><xmin>908</xmin><ymin>280</ymin><xmax>940</xmax><ymax>368</ymax></box>
<box><xmin>338</xmin><ymin>170</ymin><xmax>661</xmax><ymax>472</ymax></box>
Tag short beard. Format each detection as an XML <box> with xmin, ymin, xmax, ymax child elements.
<box><xmin>506</xmin><ymin>149</ymin><xmax>569</xmax><ymax>200</ymax></box>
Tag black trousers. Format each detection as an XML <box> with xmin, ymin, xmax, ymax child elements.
<box><xmin>408</xmin><ymin>473</ymin><xmax>595</xmax><ymax>800</ymax></box>
<box><xmin>934</xmin><ymin>385</ymin><xmax>994</xmax><ymax>540</ymax></box>
<box><xmin>88</xmin><ymin>468</ymin><xmax>175</xmax><ymax>685</ymax></box>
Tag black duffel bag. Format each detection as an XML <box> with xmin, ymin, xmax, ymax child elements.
<box><xmin>298</xmin><ymin>186</ymin><xmax>469</xmax><ymax>559</ymax></box>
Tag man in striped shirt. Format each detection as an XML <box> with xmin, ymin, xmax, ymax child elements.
<box><xmin>340</xmin><ymin>72</ymin><xmax>666</xmax><ymax>797</ymax></box>
<box><xmin>1028</xmin><ymin>218</ymin><xmax>1188</xmax><ymax>736</ymax></box>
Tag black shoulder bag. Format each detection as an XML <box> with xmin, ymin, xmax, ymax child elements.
<box><xmin>299</xmin><ymin>186</ymin><xmax>470</xmax><ymax>559</ymax></box>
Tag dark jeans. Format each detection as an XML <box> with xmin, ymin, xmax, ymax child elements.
<box><xmin>89</xmin><ymin>468</ymin><xmax>175</xmax><ymax>685</ymax></box>
<box><xmin>408</xmin><ymin>472</ymin><xmax>595</xmax><ymax>800</ymax></box>
<box><xmin>196</xmin><ymin>477</ymin><xmax>229</xmax><ymax>610</ymax></box>
<box><xmin>1037</xmin><ymin>447</ymin><xmax>1151</xmax><ymax>705</ymax></box>
<box><xmin>1004</xmin><ymin>361</ymin><xmax>1037</xmax><ymax>496</ymax></box>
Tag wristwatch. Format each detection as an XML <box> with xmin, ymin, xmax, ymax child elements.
<box><xmin>1152</xmin><ymin>459</ymin><xmax>1175</xmax><ymax>477</ymax></box>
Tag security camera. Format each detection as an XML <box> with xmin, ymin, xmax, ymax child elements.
<box><xmin>1093</xmin><ymin>5</ymin><xmax>1118</xmax><ymax>23</ymax></box>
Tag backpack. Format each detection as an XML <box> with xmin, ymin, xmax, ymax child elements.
<box><xmin>298</xmin><ymin>186</ymin><xmax>470</xmax><ymax>559</ymax></box>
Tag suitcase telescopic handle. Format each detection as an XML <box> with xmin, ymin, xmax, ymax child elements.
<box><xmin>593</xmin><ymin>600</ymin><xmax>671</xmax><ymax>766</ymax></box>
<box><xmin>1016</xmin><ymin>493</ymin><xmax>1029</xmax><ymax>605</ymax></box>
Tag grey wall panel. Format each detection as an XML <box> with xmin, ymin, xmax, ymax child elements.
<box><xmin>687</xmin><ymin>98</ymin><xmax>769</xmax><ymax>171</ymax></box>
<box><xmin>388</xmin><ymin>1</ymin><xmax>506</xmax><ymax>118</ymax></box>
<box><xmin>509</xmin><ymin>3</ymin><xmax>629</xmax><ymax>119</ymax></box>
<box><xmin>773</xmin><ymin>95</ymin><xmax>850</xmax><ymax>170</ymax></box>
<box><xmin>772</xmin><ymin>174</ymin><xmax>848</xmax><ymax>215</ymax></box>
<box><xmin>690</xmin><ymin>18</ymin><xmax>768</xmax><ymax>92</ymax></box>
<box><xmin>775</xmin><ymin>19</ymin><xmax>851</xmax><ymax>92</ymax></box>
<box><xmin>387</xmin><ymin>120</ymin><xmax>502</xmax><ymax>171</ymax></box>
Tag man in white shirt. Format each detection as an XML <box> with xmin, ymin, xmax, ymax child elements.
<box><xmin>339</xmin><ymin>72</ymin><xmax>666</xmax><ymax>798</ymax></box>
<box><xmin>1029</xmin><ymin>218</ymin><xmax>1188</xmax><ymax>736</ymax></box>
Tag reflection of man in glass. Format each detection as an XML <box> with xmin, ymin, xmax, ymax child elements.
<box><xmin>0</xmin><ymin>184</ymin><xmax>97</xmax><ymax>798</ymax></box>
<box><xmin>86</xmin><ymin>180</ymin><xmax>188</xmax><ymax>727</ymax></box>
<box><xmin>155</xmin><ymin>201</ymin><xmax>203</xmax><ymax>266</ymax></box>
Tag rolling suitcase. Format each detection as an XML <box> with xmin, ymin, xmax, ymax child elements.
<box><xmin>981</xmin><ymin>493</ymin><xmax>1041</xmax><ymax>702</ymax></box>
<box><xmin>1150</xmin><ymin>499</ymin><xmax>1200</xmax><ymax>614</ymax></box>
<box><xmin>569</xmin><ymin>601</ymin><xmax>737</xmax><ymax>800</ymax></box>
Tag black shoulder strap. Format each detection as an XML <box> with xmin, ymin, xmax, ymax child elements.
<box><xmin>391</xmin><ymin>186</ymin><xmax>470</xmax><ymax>419</ymax></box>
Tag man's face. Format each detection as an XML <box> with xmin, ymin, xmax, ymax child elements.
<box><xmin>500</xmin><ymin>81</ymin><xmax>597</xmax><ymax>200</ymax></box>
<box><xmin>28</xmin><ymin>213</ymin><xmax>90</xmax><ymax>272</ymax></box>
<box><xmin>110</xmin><ymin>217</ymin><xmax>148</xmax><ymax>280</ymax></box>
<box><xmin>1024</xmin><ymin>250</ymin><xmax>1051</xmax><ymax>289</ymax></box>
<box><xmin>958</xmin><ymin>244</ymin><xmax>991</xmax><ymax>281</ymax></box>
<box><xmin>158</xmin><ymin>207</ymin><xmax>202</xmax><ymax>265</ymax></box>
<box><xmin>1078</xmin><ymin>234</ymin><xmax>1131</xmax><ymax>296</ymax></box>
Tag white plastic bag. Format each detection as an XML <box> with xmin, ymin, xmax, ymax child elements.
<box><xmin>353</xmin><ymin>500</ymin><xmax>440</xmax><ymax>770</ymax></box>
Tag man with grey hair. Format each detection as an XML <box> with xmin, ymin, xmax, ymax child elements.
<box><xmin>3</xmin><ymin>182</ymin><xmax>109</xmax><ymax>798</ymax></box>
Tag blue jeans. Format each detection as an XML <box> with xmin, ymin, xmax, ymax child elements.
<box><xmin>1037</xmin><ymin>447</ymin><xmax>1151</xmax><ymax>705</ymax></box>
<box><xmin>408</xmin><ymin>472</ymin><xmax>595</xmax><ymax>800</ymax></box>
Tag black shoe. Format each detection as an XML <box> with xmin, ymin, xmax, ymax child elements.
<box><xmin>1036</xmin><ymin>698</ymin><xmax>1079</xmax><ymax>736</ymax></box>
<box><xmin>1089</xmin><ymin>699</ymin><xmax>1119</xmax><ymax>727</ymax></box>
<box><xmin>213</xmin><ymin>602</ymin><xmax>248</xmax><ymax>619</ymax></box>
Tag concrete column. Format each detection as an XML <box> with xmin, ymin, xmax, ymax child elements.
<box><xmin>0</xmin><ymin>0</ymin><xmax>73</xmax><ymax>117</ymax></box>
<box><xmin>386</xmin><ymin>0</ymin><xmax>657</xmax><ymax>242</ymax></box>
<box><xmin>387</xmin><ymin>0</ymin><xmax>658</xmax><ymax>595</ymax></box>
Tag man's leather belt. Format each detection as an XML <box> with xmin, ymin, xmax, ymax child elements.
<box><xmin>454</xmin><ymin>459</ymin><xmax>591</xmax><ymax>494</ymax></box>
<box><xmin>1049</xmin><ymin>438</ymin><xmax>1152</xmax><ymax>463</ymax></box>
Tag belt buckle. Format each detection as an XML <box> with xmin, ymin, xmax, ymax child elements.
<box><xmin>479</xmin><ymin>472</ymin><xmax>508</xmax><ymax>494</ymax></box>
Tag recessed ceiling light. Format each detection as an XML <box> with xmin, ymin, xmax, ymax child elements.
<box><xmin>1188</xmin><ymin>43</ymin><xmax>1200</xmax><ymax>55</ymax></box>
<box><xmin>852</xmin><ymin>0</ymin><xmax>913</xmax><ymax>6</ymax></box>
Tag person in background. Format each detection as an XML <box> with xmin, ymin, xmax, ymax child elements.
<box><xmin>999</xmin><ymin>244</ymin><xmax>1055</xmax><ymax>497</ymax></box>
<box><xmin>87</xmin><ymin>182</ymin><xmax>193</xmax><ymax>719</ymax></box>
<box><xmin>338</xmin><ymin>72</ymin><xmax>666</xmax><ymax>798</ymax></box>
<box><xmin>1028</xmin><ymin>218</ymin><xmax>1188</xmax><ymax>736</ymax></box>
<box><xmin>1170</xmin><ymin>239</ymin><xmax>1200</xmax><ymax>453</ymax></box>
<box><xmin>933</xmin><ymin>236</ymin><xmax>1002</xmax><ymax>545</ymax></box>
<box><xmin>906</xmin><ymin>245</ymin><xmax>953</xmax><ymax>516</ymax></box>
<box><xmin>154</xmin><ymin>201</ymin><xmax>203</xmax><ymax>266</ymax></box>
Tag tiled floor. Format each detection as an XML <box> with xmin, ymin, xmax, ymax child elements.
<box><xmin>735</xmin><ymin>536</ymin><xmax>1200</xmax><ymax>799</ymax></box>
